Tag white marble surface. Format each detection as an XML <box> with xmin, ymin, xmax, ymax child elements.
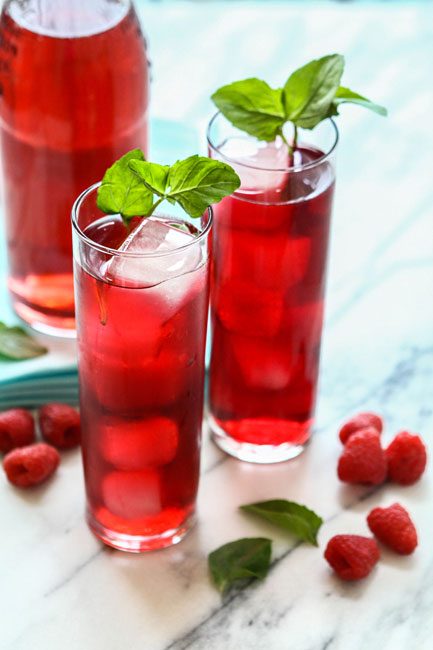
<box><xmin>2</xmin><ymin>2</ymin><xmax>433</xmax><ymax>649</ymax></box>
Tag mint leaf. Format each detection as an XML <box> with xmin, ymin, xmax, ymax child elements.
<box><xmin>240</xmin><ymin>500</ymin><xmax>323</xmax><ymax>546</ymax></box>
<box><xmin>283</xmin><ymin>53</ymin><xmax>344</xmax><ymax>129</ymax></box>
<box><xmin>0</xmin><ymin>322</ymin><xmax>48</xmax><ymax>360</ymax></box>
<box><xmin>130</xmin><ymin>155</ymin><xmax>241</xmax><ymax>219</ymax></box>
<box><xmin>97</xmin><ymin>149</ymin><xmax>153</xmax><ymax>219</ymax></box>
<box><xmin>330</xmin><ymin>86</ymin><xmax>387</xmax><ymax>117</ymax></box>
<box><xmin>167</xmin><ymin>155</ymin><xmax>241</xmax><ymax>218</ymax></box>
<box><xmin>208</xmin><ymin>538</ymin><xmax>272</xmax><ymax>593</ymax></box>
<box><xmin>211</xmin><ymin>78</ymin><xmax>285</xmax><ymax>141</ymax></box>
<box><xmin>128</xmin><ymin>160</ymin><xmax>170</xmax><ymax>197</ymax></box>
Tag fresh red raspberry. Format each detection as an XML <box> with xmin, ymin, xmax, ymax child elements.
<box><xmin>385</xmin><ymin>431</ymin><xmax>427</xmax><ymax>485</ymax></box>
<box><xmin>39</xmin><ymin>403</ymin><xmax>81</xmax><ymax>449</ymax></box>
<box><xmin>367</xmin><ymin>503</ymin><xmax>417</xmax><ymax>555</ymax></box>
<box><xmin>3</xmin><ymin>443</ymin><xmax>60</xmax><ymax>488</ymax></box>
<box><xmin>324</xmin><ymin>535</ymin><xmax>380</xmax><ymax>581</ymax></box>
<box><xmin>337</xmin><ymin>428</ymin><xmax>387</xmax><ymax>485</ymax></box>
<box><xmin>0</xmin><ymin>409</ymin><xmax>35</xmax><ymax>454</ymax></box>
<box><xmin>339</xmin><ymin>412</ymin><xmax>383</xmax><ymax>444</ymax></box>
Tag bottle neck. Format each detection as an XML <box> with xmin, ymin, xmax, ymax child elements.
<box><xmin>6</xmin><ymin>0</ymin><xmax>131</xmax><ymax>38</ymax></box>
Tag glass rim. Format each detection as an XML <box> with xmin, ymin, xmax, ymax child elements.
<box><xmin>206</xmin><ymin>112</ymin><xmax>339</xmax><ymax>173</ymax></box>
<box><xmin>71</xmin><ymin>182</ymin><xmax>213</xmax><ymax>259</ymax></box>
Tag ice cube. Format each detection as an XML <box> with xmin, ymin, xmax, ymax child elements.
<box><xmin>231</xmin><ymin>334</ymin><xmax>298</xmax><ymax>391</ymax></box>
<box><xmin>214</xmin><ymin>280</ymin><xmax>284</xmax><ymax>336</ymax></box>
<box><xmin>109</xmin><ymin>217</ymin><xmax>202</xmax><ymax>288</ymax></box>
<box><xmin>219</xmin><ymin>137</ymin><xmax>289</xmax><ymax>194</ymax></box>
<box><xmin>106</xmin><ymin>218</ymin><xmax>205</xmax><ymax>319</ymax></box>
<box><xmin>88</xmin><ymin>348</ymin><xmax>192</xmax><ymax>414</ymax></box>
<box><xmin>216</xmin><ymin>228</ymin><xmax>311</xmax><ymax>292</ymax></box>
<box><xmin>102</xmin><ymin>469</ymin><xmax>161</xmax><ymax>519</ymax></box>
<box><xmin>102</xmin><ymin>417</ymin><xmax>179</xmax><ymax>470</ymax></box>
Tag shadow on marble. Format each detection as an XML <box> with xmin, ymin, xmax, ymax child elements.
<box><xmin>323</xmin><ymin>567</ymin><xmax>380</xmax><ymax>601</ymax></box>
<box><xmin>378</xmin><ymin>547</ymin><xmax>418</xmax><ymax>572</ymax></box>
<box><xmin>335</xmin><ymin>483</ymin><xmax>375</xmax><ymax>510</ymax></box>
<box><xmin>4</xmin><ymin>476</ymin><xmax>59</xmax><ymax>504</ymax></box>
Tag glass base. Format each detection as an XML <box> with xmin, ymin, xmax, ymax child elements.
<box><xmin>12</xmin><ymin>301</ymin><xmax>76</xmax><ymax>338</ymax></box>
<box><xmin>87</xmin><ymin>510</ymin><xmax>196</xmax><ymax>553</ymax></box>
<box><xmin>209</xmin><ymin>415</ymin><xmax>309</xmax><ymax>464</ymax></box>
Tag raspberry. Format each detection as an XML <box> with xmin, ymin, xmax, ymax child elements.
<box><xmin>0</xmin><ymin>409</ymin><xmax>35</xmax><ymax>454</ymax></box>
<box><xmin>386</xmin><ymin>431</ymin><xmax>427</xmax><ymax>485</ymax></box>
<box><xmin>39</xmin><ymin>403</ymin><xmax>81</xmax><ymax>449</ymax></box>
<box><xmin>339</xmin><ymin>412</ymin><xmax>383</xmax><ymax>444</ymax></box>
<box><xmin>324</xmin><ymin>535</ymin><xmax>380</xmax><ymax>581</ymax></box>
<box><xmin>337</xmin><ymin>428</ymin><xmax>387</xmax><ymax>485</ymax></box>
<box><xmin>367</xmin><ymin>503</ymin><xmax>417</xmax><ymax>555</ymax></box>
<box><xmin>3</xmin><ymin>443</ymin><xmax>60</xmax><ymax>488</ymax></box>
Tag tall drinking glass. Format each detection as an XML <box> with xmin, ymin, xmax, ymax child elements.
<box><xmin>0</xmin><ymin>0</ymin><xmax>149</xmax><ymax>335</ymax></box>
<box><xmin>208</xmin><ymin>113</ymin><xmax>337</xmax><ymax>463</ymax></box>
<box><xmin>72</xmin><ymin>184</ymin><xmax>211</xmax><ymax>552</ymax></box>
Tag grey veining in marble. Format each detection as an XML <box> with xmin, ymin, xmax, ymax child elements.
<box><xmin>1</xmin><ymin>2</ymin><xmax>433</xmax><ymax>649</ymax></box>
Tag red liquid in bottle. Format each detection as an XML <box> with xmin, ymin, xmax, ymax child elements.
<box><xmin>209</xmin><ymin>145</ymin><xmax>335</xmax><ymax>457</ymax></box>
<box><xmin>0</xmin><ymin>1</ymin><xmax>149</xmax><ymax>334</ymax></box>
<box><xmin>75</xmin><ymin>214</ymin><xmax>209</xmax><ymax>550</ymax></box>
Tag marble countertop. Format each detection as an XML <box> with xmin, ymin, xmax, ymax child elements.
<box><xmin>2</xmin><ymin>2</ymin><xmax>433</xmax><ymax>649</ymax></box>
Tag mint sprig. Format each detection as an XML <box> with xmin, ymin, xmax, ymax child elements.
<box><xmin>211</xmin><ymin>53</ymin><xmax>387</xmax><ymax>153</ymax></box>
<box><xmin>0</xmin><ymin>322</ymin><xmax>48</xmax><ymax>361</ymax></box>
<box><xmin>97</xmin><ymin>152</ymin><xmax>240</xmax><ymax>225</ymax></box>
<box><xmin>130</xmin><ymin>155</ymin><xmax>241</xmax><ymax>219</ymax></box>
<box><xmin>208</xmin><ymin>538</ymin><xmax>272</xmax><ymax>593</ymax></box>
<box><xmin>240</xmin><ymin>499</ymin><xmax>323</xmax><ymax>546</ymax></box>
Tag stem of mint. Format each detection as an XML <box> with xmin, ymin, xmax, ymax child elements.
<box><xmin>293</xmin><ymin>124</ymin><xmax>299</xmax><ymax>150</ymax></box>
<box><xmin>145</xmin><ymin>196</ymin><xmax>165</xmax><ymax>220</ymax></box>
<box><xmin>279</xmin><ymin>124</ymin><xmax>299</xmax><ymax>166</ymax></box>
<box><xmin>280</xmin><ymin>130</ymin><xmax>294</xmax><ymax>159</ymax></box>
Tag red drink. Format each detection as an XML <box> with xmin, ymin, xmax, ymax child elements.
<box><xmin>73</xmin><ymin>185</ymin><xmax>211</xmax><ymax>552</ymax></box>
<box><xmin>0</xmin><ymin>0</ymin><xmax>149</xmax><ymax>334</ymax></box>
<box><xmin>208</xmin><ymin>115</ymin><xmax>337</xmax><ymax>463</ymax></box>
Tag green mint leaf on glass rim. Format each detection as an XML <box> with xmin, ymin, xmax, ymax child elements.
<box><xmin>97</xmin><ymin>149</ymin><xmax>153</xmax><ymax>220</ymax></box>
<box><xmin>211</xmin><ymin>78</ymin><xmax>285</xmax><ymax>142</ymax></box>
<box><xmin>330</xmin><ymin>86</ymin><xmax>387</xmax><ymax>117</ymax></box>
<box><xmin>283</xmin><ymin>53</ymin><xmax>344</xmax><ymax>129</ymax></box>
<box><xmin>240</xmin><ymin>500</ymin><xmax>323</xmax><ymax>546</ymax></box>
<box><xmin>0</xmin><ymin>322</ymin><xmax>48</xmax><ymax>360</ymax></box>
<box><xmin>208</xmin><ymin>538</ymin><xmax>272</xmax><ymax>594</ymax></box>
<box><xmin>129</xmin><ymin>155</ymin><xmax>241</xmax><ymax>219</ymax></box>
<box><xmin>211</xmin><ymin>53</ymin><xmax>386</xmax><ymax>152</ymax></box>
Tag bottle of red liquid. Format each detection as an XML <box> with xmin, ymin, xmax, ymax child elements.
<box><xmin>0</xmin><ymin>0</ymin><xmax>149</xmax><ymax>335</ymax></box>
